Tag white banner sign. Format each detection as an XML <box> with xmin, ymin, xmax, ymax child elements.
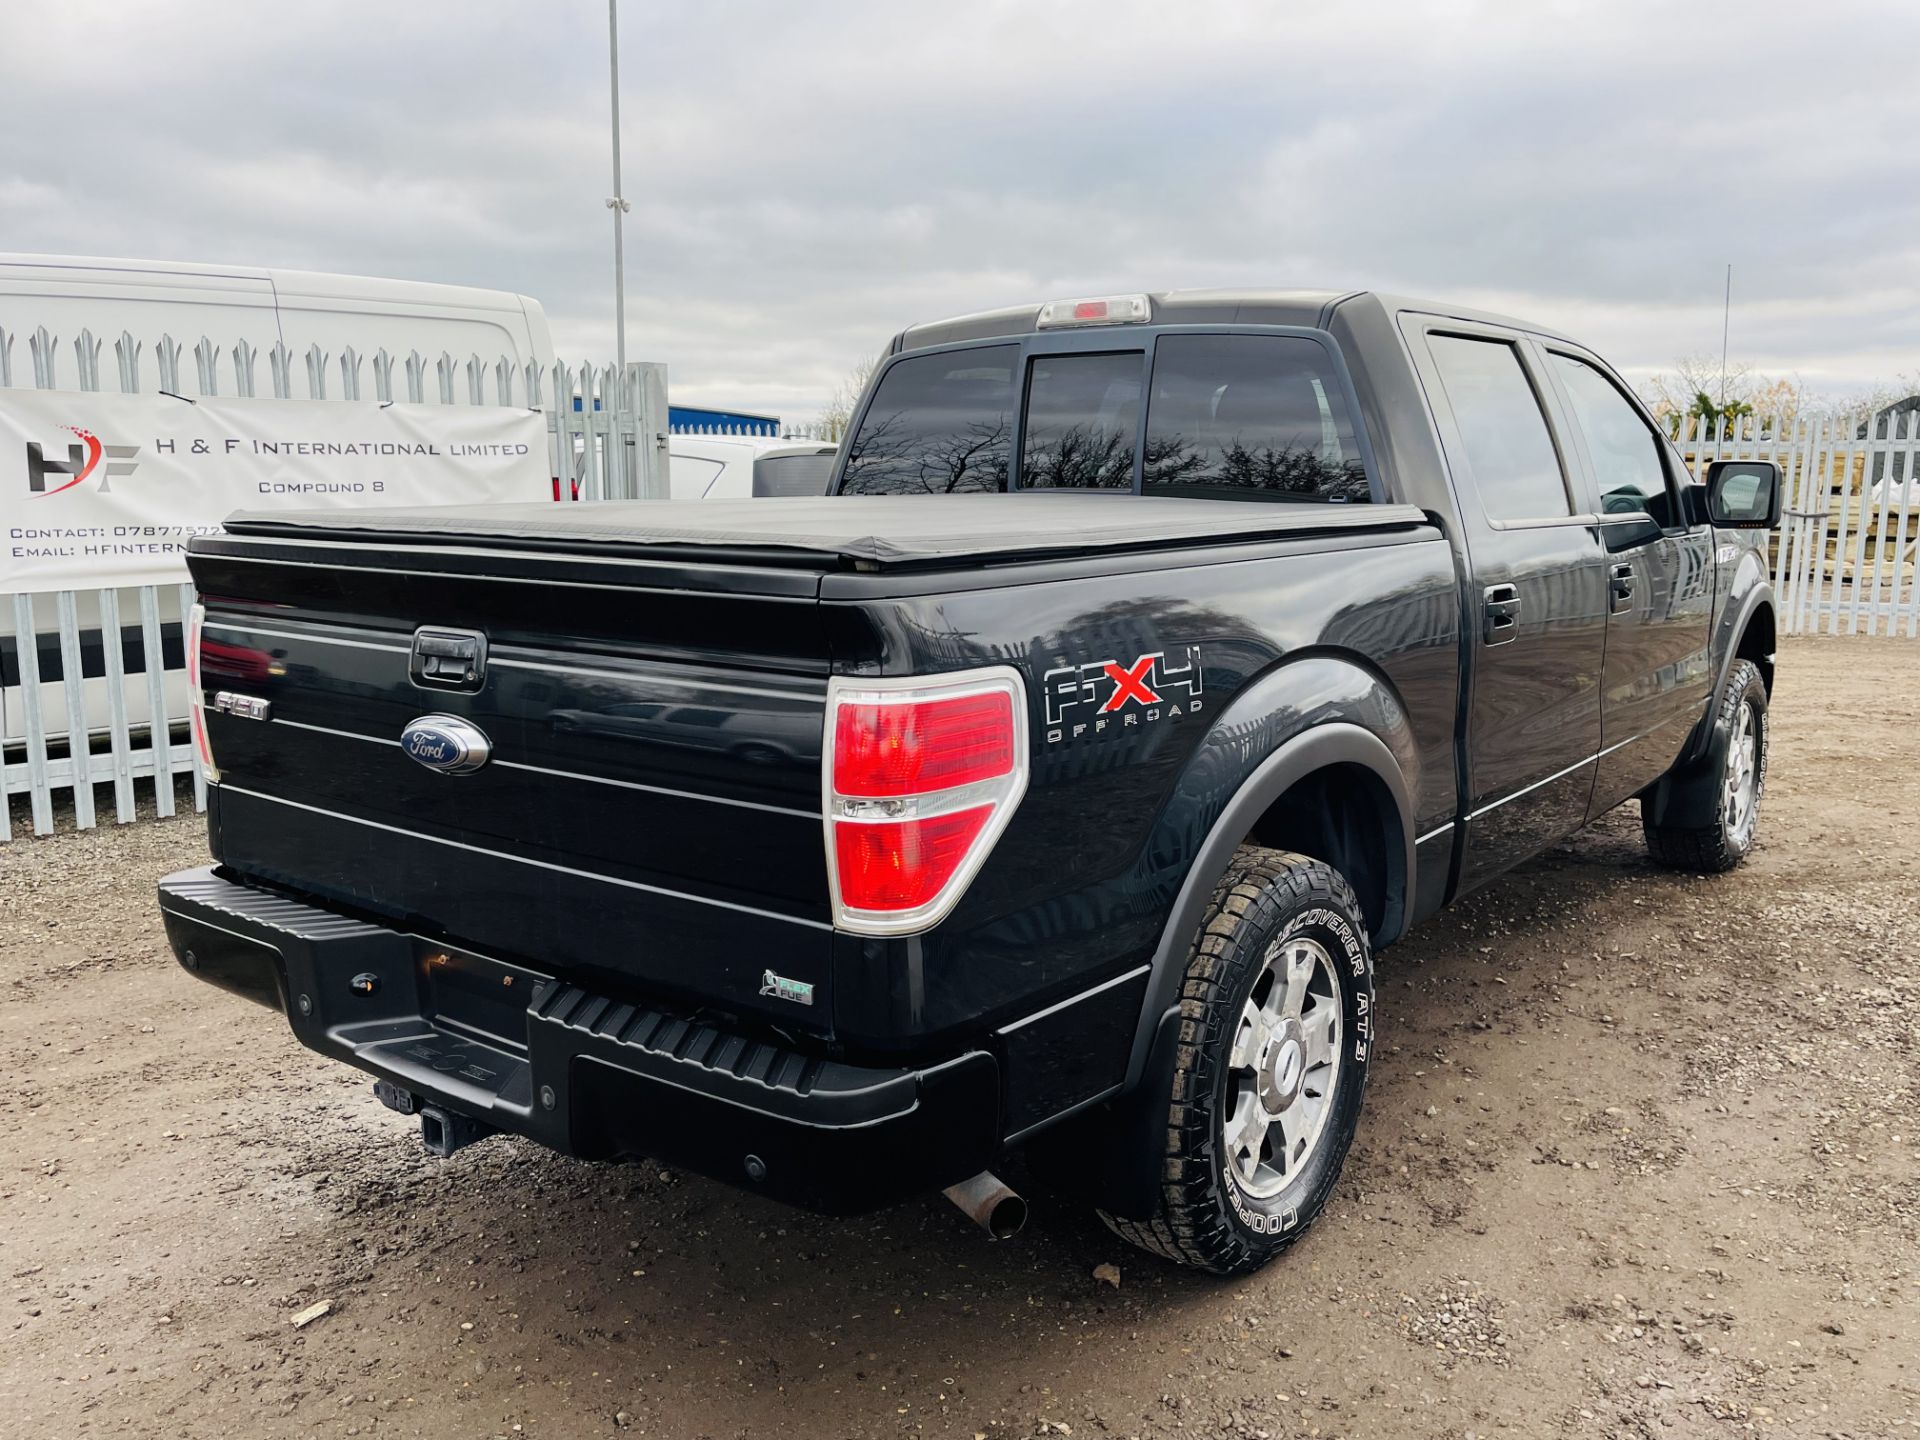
<box><xmin>3</xmin><ymin>389</ymin><xmax>550</xmax><ymax>593</ymax></box>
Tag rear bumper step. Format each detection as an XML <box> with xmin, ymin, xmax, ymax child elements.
<box><xmin>157</xmin><ymin>865</ymin><xmax>1000</xmax><ymax>1213</ymax></box>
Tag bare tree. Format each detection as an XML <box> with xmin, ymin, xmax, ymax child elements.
<box><xmin>816</xmin><ymin>355</ymin><xmax>881</xmax><ymax>440</ymax></box>
<box><xmin>1641</xmin><ymin>353</ymin><xmax>1756</xmax><ymax>423</ymax></box>
<box><xmin>1643</xmin><ymin>356</ymin><xmax>1920</xmax><ymax>434</ymax></box>
<box><xmin>839</xmin><ymin>411</ymin><xmax>1010</xmax><ymax>493</ymax></box>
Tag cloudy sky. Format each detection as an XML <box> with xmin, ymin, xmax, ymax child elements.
<box><xmin>4</xmin><ymin>0</ymin><xmax>1916</xmax><ymax>420</ymax></box>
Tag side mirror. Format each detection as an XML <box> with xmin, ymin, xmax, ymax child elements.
<box><xmin>1704</xmin><ymin>459</ymin><xmax>1782</xmax><ymax>529</ymax></box>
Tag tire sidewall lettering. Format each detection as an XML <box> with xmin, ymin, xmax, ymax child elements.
<box><xmin>1223</xmin><ymin>898</ymin><xmax>1372</xmax><ymax>1238</ymax></box>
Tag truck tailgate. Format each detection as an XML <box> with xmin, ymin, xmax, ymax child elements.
<box><xmin>189</xmin><ymin>529</ymin><xmax>836</xmax><ymax>1036</ymax></box>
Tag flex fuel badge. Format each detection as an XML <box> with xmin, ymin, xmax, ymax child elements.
<box><xmin>759</xmin><ymin>970</ymin><xmax>815</xmax><ymax>1006</ymax></box>
<box><xmin>1041</xmin><ymin>645</ymin><xmax>1203</xmax><ymax>744</ymax></box>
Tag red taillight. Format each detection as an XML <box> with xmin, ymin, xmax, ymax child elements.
<box><xmin>185</xmin><ymin>602</ymin><xmax>220</xmax><ymax>783</ymax></box>
<box><xmin>825</xmin><ymin>670</ymin><xmax>1027</xmax><ymax>934</ymax></box>
<box><xmin>833</xmin><ymin>806</ymin><xmax>994</xmax><ymax>913</ymax></box>
<box><xmin>832</xmin><ymin>691</ymin><xmax>1014</xmax><ymax>797</ymax></box>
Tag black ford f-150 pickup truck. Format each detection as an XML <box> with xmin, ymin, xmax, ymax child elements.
<box><xmin>159</xmin><ymin>289</ymin><xmax>1784</xmax><ymax>1274</ymax></box>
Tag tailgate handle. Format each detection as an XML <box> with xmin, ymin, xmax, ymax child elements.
<box><xmin>410</xmin><ymin>627</ymin><xmax>488</xmax><ymax>691</ymax></box>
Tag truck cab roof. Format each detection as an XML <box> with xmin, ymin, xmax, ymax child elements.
<box><xmin>892</xmin><ymin>288</ymin><xmax>1574</xmax><ymax>354</ymax></box>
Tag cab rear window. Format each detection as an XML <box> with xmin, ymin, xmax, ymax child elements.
<box><xmin>1021</xmin><ymin>352</ymin><xmax>1141</xmax><ymax>490</ymax></box>
<box><xmin>840</xmin><ymin>333</ymin><xmax>1368</xmax><ymax>500</ymax></box>
<box><xmin>839</xmin><ymin>346</ymin><xmax>1015</xmax><ymax>494</ymax></box>
<box><xmin>1141</xmin><ymin>335</ymin><xmax>1369</xmax><ymax>502</ymax></box>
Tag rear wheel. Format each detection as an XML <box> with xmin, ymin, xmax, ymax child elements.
<box><xmin>1644</xmin><ymin>658</ymin><xmax>1769</xmax><ymax>873</ymax></box>
<box><xmin>1100</xmin><ymin>847</ymin><xmax>1373</xmax><ymax>1275</ymax></box>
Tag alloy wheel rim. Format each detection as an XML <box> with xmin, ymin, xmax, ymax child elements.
<box><xmin>1724</xmin><ymin>700</ymin><xmax>1760</xmax><ymax>845</ymax></box>
<box><xmin>1222</xmin><ymin>935</ymin><xmax>1342</xmax><ymax>1200</ymax></box>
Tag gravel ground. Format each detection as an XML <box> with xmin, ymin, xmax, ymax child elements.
<box><xmin>2</xmin><ymin>634</ymin><xmax>1915</xmax><ymax>1439</ymax></box>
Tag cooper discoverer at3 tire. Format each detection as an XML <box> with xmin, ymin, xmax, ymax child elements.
<box><xmin>1100</xmin><ymin>846</ymin><xmax>1374</xmax><ymax>1275</ymax></box>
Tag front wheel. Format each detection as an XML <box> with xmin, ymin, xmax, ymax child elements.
<box><xmin>1100</xmin><ymin>847</ymin><xmax>1374</xmax><ymax>1275</ymax></box>
<box><xmin>1644</xmin><ymin>658</ymin><xmax>1769</xmax><ymax>874</ymax></box>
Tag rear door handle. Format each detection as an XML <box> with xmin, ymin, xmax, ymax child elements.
<box><xmin>1609</xmin><ymin>562</ymin><xmax>1636</xmax><ymax>614</ymax></box>
<box><xmin>1483</xmin><ymin>583</ymin><xmax>1521</xmax><ymax>645</ymax></box>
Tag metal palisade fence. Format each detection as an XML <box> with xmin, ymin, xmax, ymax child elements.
<box><xmin>6</xmin><ymin>338</ymin><xmax>1918</xmax><ymax>841</ymax></box>
<box><xmin>1668</xmin><ymin>409</ymin><xmax>1920</xmax><ymax>637</ymax></box>
<box><xmin>667</xmin><ymin>420</ymin><xmax>843</xmax><ymax>441</ymax></box>
<box><xmin>1</xmin><ymin>323</ymin><xmax>668</xmax><ymax>839</ymax></box>
<box><xmin>4</xmin><ymin>582</ymin><xmax>201</xmax><ymax>839</ymax></box>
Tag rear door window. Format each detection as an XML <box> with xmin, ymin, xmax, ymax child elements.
<box><xmin>840</xmin><ymin>345</ymin><xmax>1016</xmax><ymax>494</ymax></box>
<box><xmin>1019</xmin><ymin>352</ymin><xmax>1143</xmax><ymax>490</ymax></box>
<box><xmin>1142</xmin><ymin>335</ymin><xmax>1369</xmax><ymax>501</ymax></box>
<box><xmin>1426</xmin><ymin>334</ymin><xmax>1572</xmax><ymax>521</ymax></box>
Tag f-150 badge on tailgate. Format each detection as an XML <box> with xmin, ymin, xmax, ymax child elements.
<box><xmin>400</xmin><ymin>715</ymin><xmax>492</xmax><ymax>775</ymax></box>
<box><xmin>1042</xmin><ymin>645</ymin><xmax>1203</xmax><ymax>743</ymax></box>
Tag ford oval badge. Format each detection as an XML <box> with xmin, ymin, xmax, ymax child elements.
<box><xmin>400</xmin><ymin>715</ymin><xmax>491</xmax><ymax>774</ymax></box>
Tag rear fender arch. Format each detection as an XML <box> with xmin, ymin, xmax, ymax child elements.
<box><xmin>1121</xmin><ymin>653</ymin><xmax>1418</xmax><ymax>1091</ymax></box>
<box><xmin>1025</xmin><ymin>656</ymin><xmax>1418</xmax><ymax>1220</ymax></box>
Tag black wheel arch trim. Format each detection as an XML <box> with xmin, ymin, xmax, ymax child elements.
<box><xmin>1030</xmin><ymin>750</ymin><xmax>1405</xmax><ymax>1223</ymax></box>
<box><xmin>1123</xmin><ymin>709</ymin><xmax>1415</xmax><ymax>1093</ymax></box>
<box><xmin>1643</xmin><ymin>654</ymin><xmax>1768</xmax><ymax>831</ymax></box>
<box><xmin>1023</xmin><ymin>658</ymin><xmax>1419</xmax><ymax>1223</ymax></box>
<box><xmin>1681</xmin><ymin>577</ymin><xmax>1776</xmax><ymax>770</ymax></box>
<box><xmin>1717</xmin><ymin>578</ymin><xmax>1776</xmax><ymax>694</ymax></box>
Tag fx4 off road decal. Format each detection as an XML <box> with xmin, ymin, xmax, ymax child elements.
<box><xmin>1041</xmin><ymin>645</ymin><xmax>1202</xmax><ymax>744</ymax></box>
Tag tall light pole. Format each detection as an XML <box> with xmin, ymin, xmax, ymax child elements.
<box><xmin>605</xmin><ymin>0</ymin><xmax>630</xmax><ymax>372</ymax></box>
<box><xmin>1717</xmin><ymin>262</ymin><xmax>1732</xmax><ymax>459</ymax></box>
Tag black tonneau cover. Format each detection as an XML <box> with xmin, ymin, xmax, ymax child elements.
<box><xmin>220</xmin><ymin>494</ymin><xmax>1431</xmax><ymax>573</ymax></box>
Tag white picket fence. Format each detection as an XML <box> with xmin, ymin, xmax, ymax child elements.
<box><xmin>1668</xmin><ymin>409</ymin><xmax>1920</xmax><ymax>637</ymax></box>
<box><xmin>1</xmin><ymin>324</ymin><xmax>670</xmax><ymax>839</ymax></box>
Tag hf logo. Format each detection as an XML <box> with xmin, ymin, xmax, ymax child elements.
<box><xmin>1042</xmin><ymin>645</ymin><xmax>1202</xmax><ymax>744</ymax></box>
<box><xmin>25</xmin><ymin>427</ymin><xmax>140</xmax><ymax>496</ymax></box>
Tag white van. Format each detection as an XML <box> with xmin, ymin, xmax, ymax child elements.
<box><xmin>0</xmin><ymin>252</ymin><xmax>556</xmax><ymax>380</ymax></box>
<box><xmin>2</xmin><ymin>254</ymin><xmax>558</xmax><ymax>754</ymax></box>
<box><xmin>668</xmin><ymin>435</ymin><xmax>839</xmax><ymax>499</ymax></box>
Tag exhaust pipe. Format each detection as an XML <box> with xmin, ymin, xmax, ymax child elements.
<box><xmin>943</xmin><ymin>1171</ymin><xmax>1028</xmax><ymax>1239</ymax></box>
